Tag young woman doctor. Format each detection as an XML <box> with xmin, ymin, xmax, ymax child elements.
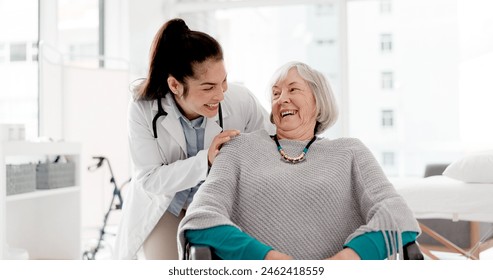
<box><xmin>114</xmin><ymin>18</ymin><xmax>272</xmax><ymax>259</ymax></box>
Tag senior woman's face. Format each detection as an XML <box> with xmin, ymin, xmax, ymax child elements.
<box><xmin>271</xmin><ymin>68</ymin><xmax>317</xmax><ymax>138</ymax></box>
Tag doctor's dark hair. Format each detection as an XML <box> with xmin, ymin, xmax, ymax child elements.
<box><xmin>134</xmin><ymin>18</ymin><xmax>224</xmax><ymax>101</ymax></box>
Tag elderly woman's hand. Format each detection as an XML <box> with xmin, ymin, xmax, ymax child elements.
<box><xmin>325</xmin><ymin>248</ymin><xmax>361</xmax><ymax>260</ymax></box>
<box><xmin>264</xmin><ymin>250</ymin><xmax>293</xmax><ymax>260</ymax></box>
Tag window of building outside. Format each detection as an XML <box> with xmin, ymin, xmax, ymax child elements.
<box><xmin>32</xmin><ymin>42</ymin><xmax>39</xmax><ymax>61</ymax></box>
<box><xmin>0</xmin><ymin>43</ymin><xmax>6</xmax><ymax>63</ymax></box>
<box><xmin>10</xmin><ymin>43</ymin><xmax>28</xmax><ymax>62</ymax></box>
<box><xmin>58</xmin><ymin>0</ymin><xmax>99</xmax><ymax>67</ymax></box>
<box><xmin>315</xmin><ymin>3</ymin><xmax>334</xmax><ymax>16</ymax></box>
<box><xmin>381</xmin><ymin>110</ymin><xmax>394</xmax><ymax>128</ymax></box>
<box><xmin>0</xmin><ymin>0</ymin><xmax>39</xmax><ymax>140</ymax></box>
<box><xmin>349</xmin><ymin>0</ymin><xmax>493</xmax><ymax>177</ymax></box>
<box><xmin>380</xmin><ymin>33</ymin><xmax>392</xmax><ymax>53</ymax></box>
<box><xmin>382</xmin><ymin>151</ymin><xmax>395</xmax><ymax>166</ymax></box>
<box><xmin>380</xmin><ymin>0</ymin><xmax>392</xmax><ymax>14</ymax></box>
<box><xmin>381</xmin><ymin>71</ymin><xmax>394</xmax><ymax>89</ymax></box>
<box><xmin>178</xmin><ymin>1</ymin><xmax>343</xmax><ymax>139</ymax></box>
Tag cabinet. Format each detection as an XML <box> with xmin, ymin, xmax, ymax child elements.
<box><xmin>0</xmin><ymin>141</ymin><xmax>81</xmax><ymax>259</ymax></box>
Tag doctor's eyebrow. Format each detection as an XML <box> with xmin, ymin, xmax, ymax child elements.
<box><xmin>199</xmin><ymin>76</ymin><xmax>228</xmax><ymax>86</ymax></box>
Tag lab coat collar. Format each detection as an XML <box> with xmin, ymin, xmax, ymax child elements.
<box><xmin>151</xmin><ymin>93</ymin><xmax>229</xmax><ymax>121</ymax></box>
<box><xmin>151</xmin><ymin>94</ymin><xmax>228</xmax><ymax>154</ymax></box>
<box><xmin>150</xmin><ymin>95</ymin><xmax>187</xmax><ymax>154</ymax></box>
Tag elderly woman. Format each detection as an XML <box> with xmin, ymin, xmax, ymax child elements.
<box><xmin>177</xmin><ymin>62</ymin><xmax>420</xmax><ymax>260</ymax></box>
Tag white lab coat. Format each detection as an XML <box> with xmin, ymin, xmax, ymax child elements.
<box><xmin>114</xmin><ymin>83</ymin><xmax>273</xmax><ymax>259</ymax></box>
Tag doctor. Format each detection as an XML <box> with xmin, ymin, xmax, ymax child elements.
<box><xmin>114</xmin><ymin>18</ymin><xmax>272</xmax><ymax>259</ymax></box>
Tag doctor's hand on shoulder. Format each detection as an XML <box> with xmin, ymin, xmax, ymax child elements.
<box><xmin>208</xmin><ymin>129</ymin><xmax>240</xmax><ymax>166</ymax></box>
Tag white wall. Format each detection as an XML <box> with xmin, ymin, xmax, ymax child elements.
<box><xmin>457</xmin><ymin>0</ymin><xmax>493</xmax><ymax>152</ymax></box>
<box><xmin>62</xmin><ymin>66</ymin><xmax>131</xmax><ymax>232</ymax></box>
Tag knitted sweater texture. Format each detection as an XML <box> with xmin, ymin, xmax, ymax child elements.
<box><xmin>178</xmin><ymin>130</ymin><xmax>420</xmax><ymax>260</ymax></box>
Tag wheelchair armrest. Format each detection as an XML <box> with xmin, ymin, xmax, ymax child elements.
<box><xmin>403</xmin><ymin>241</ymin><xmax>424</xmax><ymax>260</ymax></box>
<box><xmin>186</xmin><ymin>242</ymin><xmax>424</xmax><ymax>260</ymax></box>
<box><xmin>188</xmin><ymin>245</ymin><xmax>213</xmax><ymax>260</ymax></box>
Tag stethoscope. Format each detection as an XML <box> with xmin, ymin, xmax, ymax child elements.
<box><xmin>152</xmin><ymin>97</ymin><xmax>224</xmax><ymax>138</ymax></box>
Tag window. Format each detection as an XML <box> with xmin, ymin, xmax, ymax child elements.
<box><xmin>31</xmin><ymin>42</ymin><xmax>38</xmax><ymax>61</ymax></box>
<box><xmin>316</xmin><ymin>38</ymin><xmax>336</xmax><ymax>45</ymax></box>
<box><xmin>0</xmin><ymin>43</ymin><xmax>6</xmax><ymax>63</ymax></box>
<box><xmin>382</xmin><ymin>152</ymin><xmax>395</xmax><ymax>166</ymax></box>
<box><xmin>58</xmin><ymin>0</ymin><xmax>99</xmax><ymax>67</ymax></box>
<box><xmin>10</xmin><ymin>43</ymin><xmax>27</xmax><ymax>62</ymax></box>
<box><xmin>380</xmin><ymin>33</ymin><xmax>392</xmax><ymax>53</ymax></box>
<box><xmin>380</xmin><ymin>0</ymin><xmax>392</xmax><ymax>14</ymax></box>
<box><xmin>381</xmin><ymin>110</ymin><xmax>394</xmax><ymax>128</ymax></box>
<box><xmin>315</xmin><ymin>3</ymin><xmax>334</xmax><ymax>16</ymax></box>
<box><xmin>0</xmin><ymin>1</ymin><xmax>39</xmax><ymax>139</ymax></box>
<box><xmin>381</xmin><ymin>71</ymin><xmax>394</xmax><ymax>89</ymax></box>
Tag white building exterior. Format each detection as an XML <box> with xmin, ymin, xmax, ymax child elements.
<box><xmin>347</xmin><ymin>0</ymin><xmax>462</xmax><ymax>176</ymax></box>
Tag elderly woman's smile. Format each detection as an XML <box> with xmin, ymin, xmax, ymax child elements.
<box><xmin>271</xmin><ymin>68</ymin><xmax>317</xmax><ymax>140</ymax></box>
<box><xmin>280</xmin><ymin>109</ymin><xmax>297</xmax><ymax>117</ymax></box>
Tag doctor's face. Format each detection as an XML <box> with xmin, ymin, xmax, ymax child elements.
<box><xmin>173</xmin><ymin>59</ymin><xmax>228</xmax><ymax>120</ymax></box>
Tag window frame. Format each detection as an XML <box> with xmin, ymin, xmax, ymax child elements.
<box><xmin>381</xmin><ymin>71</ymin><xmax>394</xmax><ymax>89</ymax></box>
<box><xmin>380</xmin><ymin>33</ymin><xmax>392</xmax><ymax>53</ymax></box>
<box><xmin>381</xmin><ymin>109</ymin><xmax>394</xmax><ymax>128</ymax></box>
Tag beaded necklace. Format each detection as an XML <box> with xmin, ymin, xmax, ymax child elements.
<box><xmin>272</xmin><ymin>134</ymin><xmax>317</xmax><ymax>164</ymax></box>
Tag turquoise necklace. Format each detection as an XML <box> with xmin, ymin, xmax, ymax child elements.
<box><xmin>273</xmin><ymin>134</ymin><xmax>317</xmax><ymax>164</ymax></box>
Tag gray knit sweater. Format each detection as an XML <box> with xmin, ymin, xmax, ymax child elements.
<box><xmin>177</xmin><ymin>130</ymin><xmax>420</xmax><ymax>260</ymax></box>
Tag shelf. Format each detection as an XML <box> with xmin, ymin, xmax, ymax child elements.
<box><xmin>1</xmin><ymin>141</ymin><xmax>82</xmax><ymax>259</ymax></box>
<box><xmin>6</xmin><ymin>186</ymin><xmax>80</xmax><ymax>202</ymax></box>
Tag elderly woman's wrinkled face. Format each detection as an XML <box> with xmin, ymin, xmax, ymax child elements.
<box><xmin>271</xmin><ymin>68</ymin><xmax>317</xmax><ymax>137</ymax></box>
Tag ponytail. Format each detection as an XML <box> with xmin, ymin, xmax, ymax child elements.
<box><xmin>134</xmin><ymin>18</ymin><xmax>223</xmax><ymax>101</ymax></box>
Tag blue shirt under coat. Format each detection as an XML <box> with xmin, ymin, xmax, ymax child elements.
<box><xmin>167</xmin><ymin>98</ymin><xmax>206</xmax><ymax>217</ymax></box>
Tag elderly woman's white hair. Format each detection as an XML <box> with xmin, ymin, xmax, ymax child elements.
<box><xmin>269</xmin><ymin>61</ymin><xmax>339</xmax><ymax>135</ymax></box>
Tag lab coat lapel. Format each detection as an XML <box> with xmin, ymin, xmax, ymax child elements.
<box><xmin>154</xmin><ymin>97</ymin><xmax>187</xmax><ymax>155</ymax></box>
<box><xmin>204</xmin><ymin>105</ymin><xmax>227</xmax><ymax>148</ymax></box>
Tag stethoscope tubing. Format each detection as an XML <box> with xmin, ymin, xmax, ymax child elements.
<box><xmin>152</xmin><ymin>97</ymin><xmax>223</xmax><ymax>138</ymax></box>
